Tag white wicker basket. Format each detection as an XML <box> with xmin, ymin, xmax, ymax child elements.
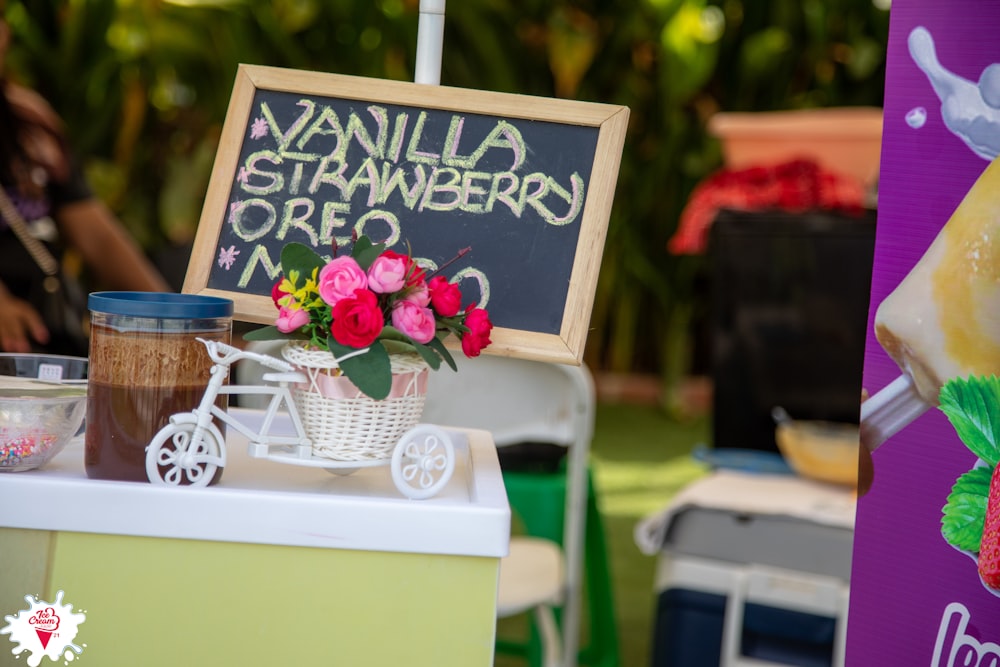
<box><xmin>282</xmin><ymin>344</ymin><xmax>429</xmax><ymax>462</ymax></box>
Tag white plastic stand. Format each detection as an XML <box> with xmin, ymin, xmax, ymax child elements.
<box><xmin>415</xmin><ymin>0</ymin><xmax>446</xmax><ymax>85</ymax></box>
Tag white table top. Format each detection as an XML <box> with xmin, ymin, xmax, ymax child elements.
<box><xmin>0</xmin><ymin>408</ymin><xmax>511</xmax><ymax>558</ymax></box>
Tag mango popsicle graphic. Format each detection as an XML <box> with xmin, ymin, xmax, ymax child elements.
<box><xmin>861</xmin><ymin>156</ymin><xmax>1000</xmax><ymax>452</ymax></box>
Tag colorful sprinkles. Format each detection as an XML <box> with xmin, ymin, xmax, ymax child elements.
<box><xmin>1</xmin><ymin>434</ymin><xmax>58</xmax><ymax>468</ymax></box>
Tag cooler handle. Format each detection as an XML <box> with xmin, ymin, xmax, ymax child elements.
<box><xmin>720</xmin><ymin>565</ymin><xmax>849</xmax><ymax>667</ymax></box>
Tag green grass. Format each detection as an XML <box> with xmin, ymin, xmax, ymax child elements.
<box><xmin>495</xmin><ymin>402</ymin><xmax>710</xmax><ymax>667</ymax></box>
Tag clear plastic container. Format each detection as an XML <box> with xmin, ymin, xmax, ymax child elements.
<box><xmin>85</xmin><ymin>292</ymin><xmax>233</xmax><ymax>483</ymax></box>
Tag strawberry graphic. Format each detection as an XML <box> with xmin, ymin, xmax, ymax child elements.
<box><xmin>981</xmin><ymin>463</ymin><xmax>1000</xmax><ymax>590</ymax></box>
<box><xmin>939</xmin><ymin>376</ymin><xmax>1000</xmax><ymax>594</ymax></box>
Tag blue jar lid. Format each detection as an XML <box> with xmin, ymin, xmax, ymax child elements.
<box><xmin>88</xmin><ymin>292</ymin><xmax>234</xmax><ymax>319</ymax></box>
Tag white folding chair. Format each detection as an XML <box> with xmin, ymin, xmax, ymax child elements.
<box><xmin>422</xmin><ymin>354</ymin><xmax>596</xmax><ymax>667</ymax></box>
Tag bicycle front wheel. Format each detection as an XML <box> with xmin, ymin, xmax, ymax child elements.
<box><xmin>145</xmin><ymin>422</ymin><xmax>223</xmax><ymax>487</ymax></box>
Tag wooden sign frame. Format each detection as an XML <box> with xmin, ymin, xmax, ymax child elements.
<box><xmin>184</xmin><ymin>64</ymin><xmax>629</xmax><ymax>365</ymax></box>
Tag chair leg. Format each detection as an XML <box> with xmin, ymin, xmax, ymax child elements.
<box><xmin>534</xmin><ymin>604</ymin><xmax>562</xmax><ymax>667</ymax></box>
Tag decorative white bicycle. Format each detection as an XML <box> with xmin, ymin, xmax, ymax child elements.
<box><xmin>144</xmin><ymin>338</ymin><xmax>456</xmax><ymax>499</ymax></box>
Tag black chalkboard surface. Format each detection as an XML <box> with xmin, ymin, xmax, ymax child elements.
<box><xmin>185</xmin><ymin>65</ymin><xmax>629</xmax><ymax>364</ymax></box>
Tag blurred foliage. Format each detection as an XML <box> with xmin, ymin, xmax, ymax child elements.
<box><xmin>4</xmin><ymin>0</ymin><xmax>889</xmax><ymax>389</ymax></box>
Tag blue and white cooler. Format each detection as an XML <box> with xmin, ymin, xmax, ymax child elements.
<box><xmin>635</xmin><ymin>470</ymin><xmax>856</xmax><ymax>667</ymax></box>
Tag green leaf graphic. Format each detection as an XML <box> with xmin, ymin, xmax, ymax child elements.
<box><xmin>941</xmin><ymin>466</ymin><xmax>991</xmax><ymax>552</ymax></box>
<box><xmin>939</xmin><ymin>375</ymin><xmax>1000</xmax><ymax>466</ymax></box>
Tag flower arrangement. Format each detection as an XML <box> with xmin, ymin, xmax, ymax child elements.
<box><xmin>245</xmin><ymin>235</ymin><xmax>493</xmax><ymax>400</ymax></box>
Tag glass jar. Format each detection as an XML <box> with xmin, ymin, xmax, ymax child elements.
<box><xmin>85</xmin><ymin>292</ymin><xmax>233</xmax><ymax>483</ymax></box>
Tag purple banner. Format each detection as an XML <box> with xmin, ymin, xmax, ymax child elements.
<box><xmin>850</xmin><ymin>1</ymin><xmax>1000</xmax><ymax>664</ymax></box>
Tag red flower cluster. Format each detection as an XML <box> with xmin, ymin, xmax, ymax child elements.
<box><xmin>270</xmin><ymin>238</ymin><xmax>492</xmax><ymax>359</ymax></box>
<box><xmin>461</xmin><ymin>306</ymin><xmax>492</xmax><ymax>357</ymax></box>
<box><xmin>668</xmin><ymin>159</ymin><xmax>868</xmax><ymax>254</ymax></box>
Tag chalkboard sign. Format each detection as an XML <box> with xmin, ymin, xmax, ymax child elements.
<box><xmin>184</xmin><ymin>65</ymin><xmax>629</xmax><ymax>364</ymax></box>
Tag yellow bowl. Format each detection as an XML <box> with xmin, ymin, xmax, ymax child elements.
<box><xmin>775</xmin><ymin>419</ymin><xmax>859</xmax><ymax>487</ymax></box>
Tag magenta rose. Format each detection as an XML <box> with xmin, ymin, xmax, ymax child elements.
<box><xmin>330</xmin><ymin>289</ymin><xmax>384</xmax><ymax>348</ymax></box>
<box><xmin>318</xmin><ymin>256</ymin><xmax>368</xmax><ymax>307</ymax></box>
<box><xmin>428</xmin><ymin>276</ymin><xmax>461</xmax><ymax>317</ymax></box>
<box><xmin>461</xmin><ymin>306</ymin><xmax>493</xmax><ymax>357</ymax></box>
<box><xmin>391</xmin><ymin>300</ymin><xmax>436</xmax><ymax>344</ymax></box>
<box><xmin>275</xmin><ymin>304</ymin><xmax>310</xmax><ymax>333</ymax></box>
<box><xmin>367</xmin><ymin>252</ymin><xmax>408</xmax><ymax>293</ymax></box>
<box><xmin>271</xmin><ymin>280</ymin><xmax>289</xmax><ymax>306</ymax></box>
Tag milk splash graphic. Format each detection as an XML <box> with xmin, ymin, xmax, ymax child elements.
<box><xmin>908</xmin><ymin>26</ymin><xmax>1000</xmax><ymax>160</ymax></box>
<box><xmin>1</xmin><ymin>591</ymin><xmax>86</xmax><ymax>666</ymax></box>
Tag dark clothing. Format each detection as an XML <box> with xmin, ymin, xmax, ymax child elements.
<box><xmin>0</xmin><ymin>159</ymin><xmax>91</xmax><ymax>297</ymax></box>
<box><xmin>3</xmin><ymin>157</ymin><xmax>92</xmax><ymax>228</ymax></box>
<box><xmin>0</xmin><ymin>161</ymin><xmax>92</xmax><ymax>356</ymax></box>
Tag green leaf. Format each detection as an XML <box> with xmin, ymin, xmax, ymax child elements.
<box><xmin>242</xmin><ymin>325</ymin><xmax>308</xmax><ymax>343</ymax></box>
<box><xmin>327</xmin><ymin>337</ymin><xmax>392</xmax><ymax>400</ymax></box>
<box><xmin>374</xmin><ymin>327</ymin><xmax>424</xmax><ymax>355</ymax></box>
<box><xmin>437</xmin><ymin>315</ymin><xmax>469</xmax><ymax>335</ymax></box>
<box><xmin>939</xmin><ymin>376</ymin><xmax>1000</xmax><ymax>466</ymax></box>
<box><xmin>428</xmin><ymin>336</ymin><xmax>458</xmax><ymax>372</ymax></box>
<box><xmin>281</xmin><ymin>242</ymin><xmax>325</xmax><ymax>278</ymax></box>
<box><xmin>375</xmin><ymin>325</ymin><xmax>443</xmax><ymax>370</ymax></box>
<box><xmin>351</xmin><ymin>235</ymin><xmax>386</xmax><ymax>272</ymax></box>
<box><xmin>243</xmin><ymin>325</ymin><xmax>284</xmax><ymax>341</ymax></box>
<box><xmin>378</xmin><ymin>326</ymin><xmax>412</xmax><ymax>343</ymax></box>
<box><xmin>380</xmin><ymin>339</ymin><xmax>417</xmax><ymax>356</ymax></box>
<box><xmin>410</xmin><ymin>341</ymin><xmax>443</xmax><ymax>371</ymax></box>
<box><xmin>941</xmin><ymin>465</ymin><xmax>992</xmax><ymax>552</ymax></box>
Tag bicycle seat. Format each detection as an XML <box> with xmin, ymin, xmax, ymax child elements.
<box><xmin>261</xmin><ymin>371</ymin><xmax>307</xmax><ymax>384</ymax></box>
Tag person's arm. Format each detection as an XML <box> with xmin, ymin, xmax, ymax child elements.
<box><xmin>0</xmin><ymin>199</ymin><xmax>169</xmax><ymax>353</ymax></box>
<box><xmin>0</xmin><ymin>278</ymin><xmax>49</xmax><ymax>352</ymax></box>
<box><xmin>55</xmin><ymin>198</ymin><xmax>171</xmax><ymax>293</ymax></box>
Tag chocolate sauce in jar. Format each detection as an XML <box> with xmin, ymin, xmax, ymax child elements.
<box><xmin>84</xmin><ymin>293</ymin><xmax>233</xmax><ymax>483</ymax></box>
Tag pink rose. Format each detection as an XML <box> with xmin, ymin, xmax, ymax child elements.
<box><xmin>330</xmin><ymin>289</ymin><xmax>384</xmax><ymax>348</ymax></box>
<box><xmin>275</xmin><ymin>304</ymin><xmax>310</xmax><ymax>333</ymax></box>
<box><xmin>461</xmin><ymin>306</ymin><xmax>492</xmax><ymax>357</ymax></box>
<box><xmin>428</xmin><ymin>276</ymin><xmax>461</xmax><ymax>317</ymax></box>
<box><xmin>318</xmin><ymin>256</ymin><xmax>367</xmax><ymax>307</ymax></box>
<box><xmin>383</xmin><ymin>249</ymin><xmax>426</xmax><ymax>287</ymax></box>
<box><xmin>391</xmin><ymin>300</ymin><xmax>436</xmax><ymax>344</ymax></box>
<box><xmin>367</xmin><ymin>252</ymin><xmax>408</xmax><ymax>293</ymax></box>
<box><xmin>404</xmin><ymin>284</ymin><xmax>431</xmax><ymax>308</ymax></box>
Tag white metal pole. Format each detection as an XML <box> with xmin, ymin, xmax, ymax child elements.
<box><xmin>415</xmin><ymin>0</ymin><xmax>446</xmax><ymax>85</ymax></box>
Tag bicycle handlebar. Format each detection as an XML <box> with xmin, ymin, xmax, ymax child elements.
<box><xmin>197</xmin><ymin>337</ymin><xmax>241</xmax><ymax>363</ymax></box>
<box><xmin>196</xmin><ymin>338</ymin><xmax>295</xmax><ymax>372</ymax></box>
<box><xmin>254</xmin><ymin>352</ymin><xmax>296</xmax><ymax>372</ymax></box>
